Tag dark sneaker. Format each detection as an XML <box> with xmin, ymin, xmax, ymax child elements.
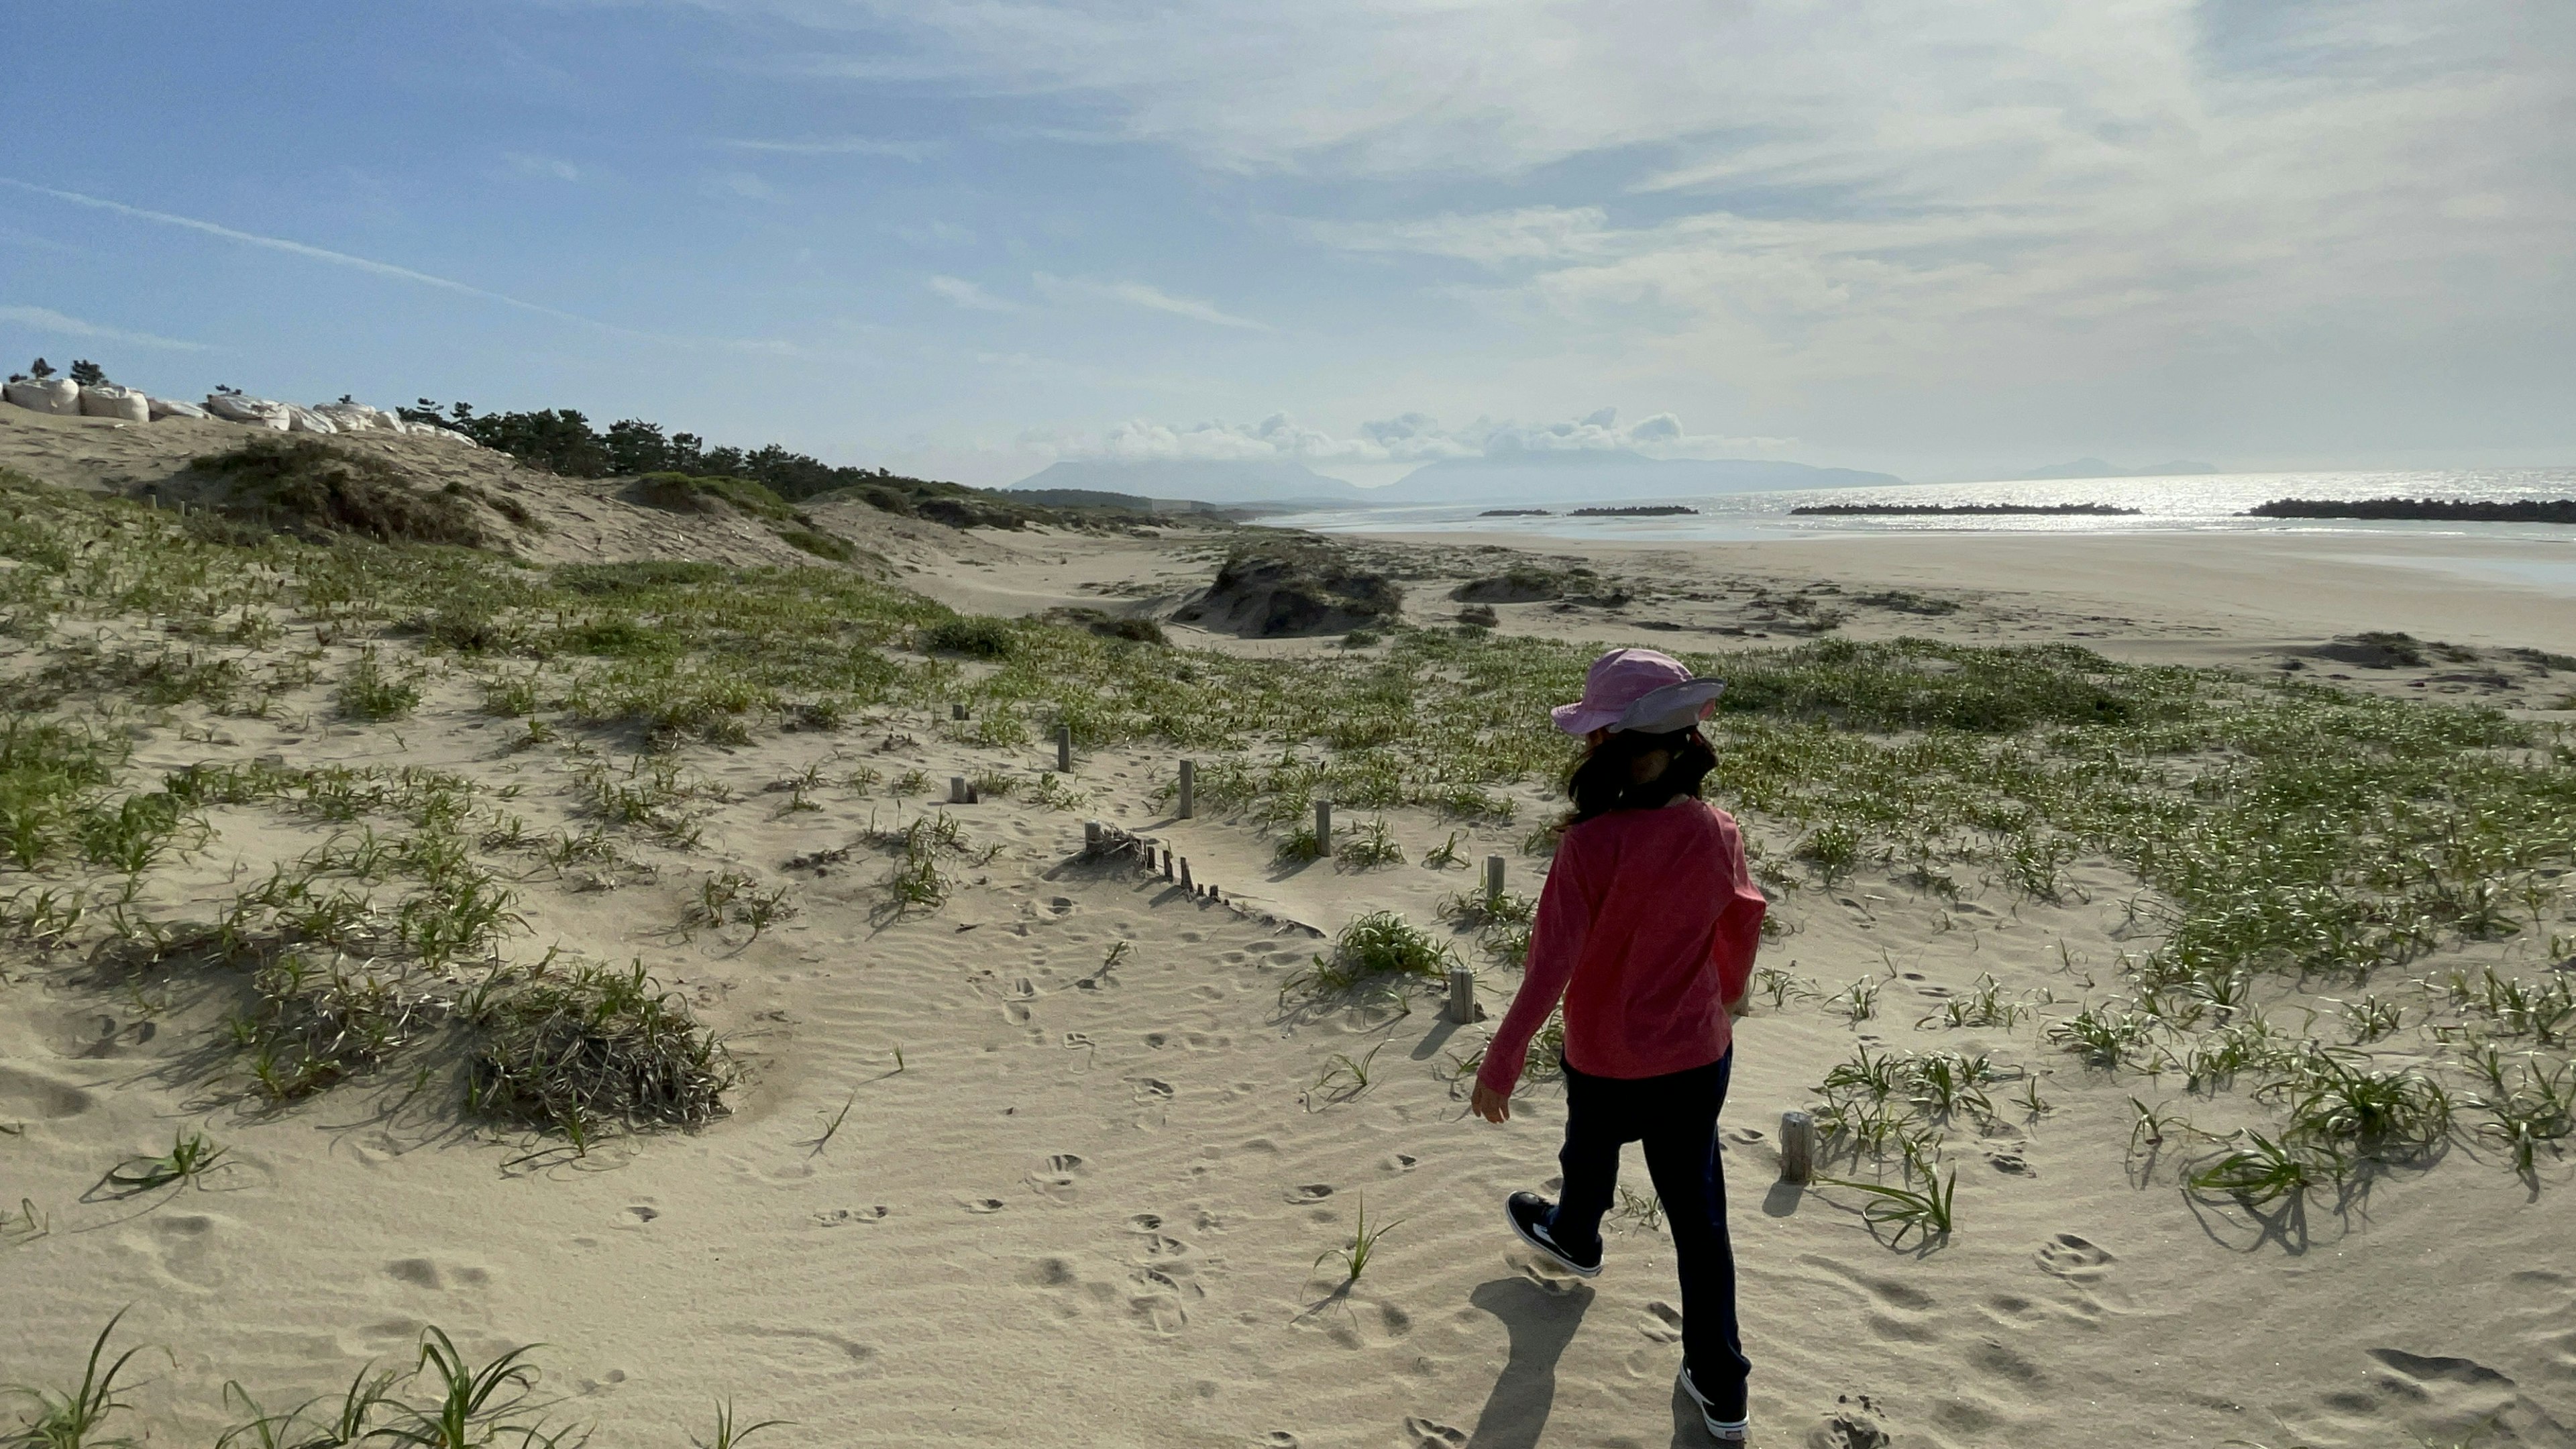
<box><xmin>1680</xmin><ymin>1362</ymin><xmax>1748</xmax><ymax>1443</ymax></box>
<box><xmin>1504</xmin><ymin>1191</ymin><xmax>1602</xmax><ymax>1277</ymax></box>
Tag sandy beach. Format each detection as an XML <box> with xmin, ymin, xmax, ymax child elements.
<box><xmin>5</xmin><ymin>407</ymin><xmax>2574</xmax><ymax>1449</ymax></box>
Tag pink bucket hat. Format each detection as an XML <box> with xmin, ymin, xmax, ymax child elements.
<box><xmin>1551</xmin><ymin>647</ymin><xmax>1727</xmax><ymax>737</ymax></box>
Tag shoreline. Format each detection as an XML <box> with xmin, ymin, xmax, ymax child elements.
<box><xmin>1320</xmin><ymin>526</ymin><xmax>2576</xmax><ymax>653</ymax></box>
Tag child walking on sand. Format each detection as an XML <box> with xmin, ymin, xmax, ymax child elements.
<box><xmin>1470</xmin><ymin>647</ymin><xmax>1767</xmax><ymax>1444</ymax></box>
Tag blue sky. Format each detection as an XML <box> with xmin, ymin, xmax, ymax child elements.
<box><xmin>3</xmin><ymin>0</ymin><xmax>2569</xmax><ymax>486</ymax></box>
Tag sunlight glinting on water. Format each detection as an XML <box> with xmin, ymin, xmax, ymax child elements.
<box><xmin>1269</xmin><ymin>468</ymin><xmax>2576</xmax><ymax>545</ymax></box>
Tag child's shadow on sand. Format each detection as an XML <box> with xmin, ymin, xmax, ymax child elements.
<box><xmin>1465</xmin><ymin>1276</ymin><xmax>1594</xmax><ymax>1449</ymax></box>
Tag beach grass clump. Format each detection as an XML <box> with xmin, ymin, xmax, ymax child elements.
<box><xmin>2259</xmin><ymin>1049</ymin><xmax>2451</xmax><ymax>1155</ymax></box>
<box><xmin>870</xmin><ymin>811</ymin><xmax>992</xmax><ymax>916</ymax></box>
<box><xmin>1313</xmin><ymin>1192</ymin><xmax>1401</xmax><ymax>1286</ymax></box>
<box><xmin>1287</xmin><ymin>910</ymin><xmax>1458</xmax><ymax>1001</ymax></box>
<box><xmin>335</xmin><ymin>648</ymin><xmax>421</xmax><ymax>722</ymax></box>
<box><xmin>23</xmin><ymin>1315</ymin><xmax>775</xmax><ymax>1449</ymax></box>
<box><xmin>631</xmin><ymin>472</ymin><xmax>796</xmax><ymax>522</ymax></box>
<box><xmin>2186</xmin><ymin>1130</ymin><xmax>2330</xmax><ymax>1207</ymax></box>
<box><xmin>5</xmin><ymin>1311</ymin><xmax>150</xmax><ymax>1449</ymax></box>
<box><xmin>777</xmin><ymin>525</ymin><xmax>856</xmax><ymax>563</ymax></box>
<box><xmin>2045</xmin><ymin>1002</ymin><xmax>2164</xmax><ymax>1068</ymax></box>
<box><xmin>1336</xmin><ymin>816</ymin><xmax>1405</xmax><ymax>868</ymax></box>
<box><xmin>1439</xmin><ymin>888</ymin><xmax>1537</xmax><ymax>963</ymax></box>
<box><xmin>2464</xmin><ymin>1053</ymin><xmax>2574</xmax><ymax>1177</ymax></box>
<box><xmin>191</xmin><ymin>437</ymin><xmax>489</xmax><ymax>547</ymax></box>
<box><xmin>919</xmin><ymin>616</ymin><xmax>1016</xmax><ymax>659</ymax></box>
<box><xmin>0</xmin><ymin>717</ymin><xmax>128</xmax><ymax>872</ymax></box>
<box><xmin>233</xmin><ymin>951</ymin><xmax>447</xmax><ymax>1103</ymax></box>
<box><xmin>107</xmin><ymin>1129</ymin><xmax>229</xmax><ymax>1191</ymax></box>
<box><xmin>1820</xmin><ymin>1167</ymin><xmax>1955</xmax><ymax>1247</ymax></box>
<box><xmin>462</xmin><ymin>958</ymin><xmax>735</xmax><ymax>1140</ymax></box>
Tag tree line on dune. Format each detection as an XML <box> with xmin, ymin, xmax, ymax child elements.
<box><xmin>393</xmin><ymin>398</ymin><xmax>1051</xmax><ymax>525</ymax></box>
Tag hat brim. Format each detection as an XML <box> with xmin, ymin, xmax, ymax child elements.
<box><xmin>1611</xmin><ymin>678</ymin><xmax>1727</xmax><ymax>735</ymax></box>
<box><xmin>1551</xmin><ymin>701</ymin><xmax>1625</xmax><ymax>735</ymax></box>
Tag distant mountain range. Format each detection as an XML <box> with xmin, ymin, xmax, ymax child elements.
<box><xmin>1008</xmin><ymin>451</ymin><xmax>1904</xmax><ymax>509</ymax></box>
<box><xmin>2012</xmin><ymin>458</ymin><xmax>2218</xmax><ymax>480</ymax></box>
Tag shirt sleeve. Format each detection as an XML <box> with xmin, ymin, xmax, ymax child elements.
<box><xmin>1711</xmin><ymin>814</ymin><xmax>1766</xmax><ymax>1007</ymax></box>
<box><xmin>1476</xmin><ymin>827</ymin><xmax>1601</xmax><ymax>1096</ymax></box>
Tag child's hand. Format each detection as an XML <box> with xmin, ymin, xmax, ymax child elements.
<box><xmin>1470</xmin><ymin>1083</ymin><xmax>1512</xmax><ymax>1123</ymax></box>
<box><xmin>1726</xmin><ymin>991</ymin><xmax>1750</xmax><ymax>1019</ymax></box>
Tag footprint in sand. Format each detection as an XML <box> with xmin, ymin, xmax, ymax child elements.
<box><xmin>1027</xmin><ymin>1154</ymin><xmax>1087</xmax><ymax>1200</ymax></box>
<box><xmin>2334</xmin><ymin>1346</ymin><xmax>2538</xmax><ymax>1434</ymax></box>
<box><xmin>1130</xmin><ymin>1077</ymin><xmax>1174</xmax><ymax>1102</ymax></box>
<box><xmin>1127</xmin><ymin>1265</ymin><xmax>1193</xmax><ymax>1334</ymax></box>
<box><xmin>1259</xmin><ymin>1434</ymin><xmax>1298</xmax><ymax>1448</ymax></box>
<box><xmin>384</xmin><ymin>1258</ymin><xmax>493</xmax><ymax>1290</ymax></box>
<box><xmin>1402</xmin><ymin>1416</ymin><xmax>1466</xmax><ymax>1448</ymax></box>
<box><xmin>1809</xmin><ymin>1403</ymin><xmax>1893</xmax><ymax>1449</ymax></box>
<box><xmin>1640</xmin><ymin>1300</ymin><xmax>1683</xmax><ymax>1342</ymax></box>
<box><xmin>0</xmin><ymin>1064</ymin><xmax>95</xmax><ymax>1120</ymax></box>
<box><xmin>2033</xmin><ymin>1232</ymin><xmax>2113</xmax><ymax>1280</ymax></box>
<box><xmin>1287</xmin><ymin>1184</ymin><xmax>1334</xmax><ymax>1203</ymax></box>
<box><xmin>1126</xmin><ymin>1213</ymin><xmax>1163</xmax><ymax>1232</ymax></box>
<box><xmin>967</xmin><ymin>1198</ymin><xmax>1006</xmax><ymax>1214</ymax></box>
<box><xmin>812</xmin><ymin>1206</ymin><xmax>890</xmax><ymax>1226</ymax></box>
<box><xmin>1512</xmin><ymin>1255</ymin><xmax>1589</xmax><ymax>1293</ymax></box>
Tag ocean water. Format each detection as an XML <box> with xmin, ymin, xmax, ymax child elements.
<box><xmin>1267</xmin><ymin>468</ymin><xmax>2576</xmax><ymax>545</ymax></box>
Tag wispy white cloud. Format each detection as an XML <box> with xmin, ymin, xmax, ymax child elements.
<box><xmin>1022</xmin><ymin>407</ymin><xmax>1788</xmax><ymax>464</ymax></box>
<box><xmin>0</xmin><ymin>305</ymin><xmax>216</xmax><ymax>352</ymax></box>
<box><xmin>722</xmin><ymin>0</ymin><xmax>2573</xmax><ymax>400</ymax></box>
<box><xmin>1032</xmin><ymin>273</ymin><xmax>1269</xmax><ymax>330</ymax></box>
<box><xmin>0</xmin><ymin>176</ymin><xmax>803</xmax><ymax>353</ymax></box>
<box><xmin>0</xmin><ymin>176</ymin><xmax>585</xmax><ymax>313</ymax></box>
<box><xmin>704</xmin><ymin>170</ymin><xmax>778</xmax><ymax>201</ymax></box>
<box><xmin>719</xmin><ymin>135</ymin><xmax>935</xmax><ymax>160</ymax></box>
<box><xmin>927</xmin><ymin>274</ymin><xmax>1016</xmax><ymax>311</ymax></box>
<box><xmin>501</xmin><ymin>152</ymin><xmax>582</xmax><ymax>182</ymax></box>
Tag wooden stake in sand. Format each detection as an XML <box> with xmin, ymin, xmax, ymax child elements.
<box><xmin>1178</xmin><ymin>858</ymin><xmax>1193</xmax><ymax>890</ymax></box>
<box><xmin>1177</xmin><ymin>759</ymin><xmax>1195</xmax><ymax>820</ymax></box>
<box><xmin>1056</xmin><ymin>724</ymin><xmax>1073</xmax><ymax>773</ymax></box>
<box><xmin>1083</xmin><ymin>820</ymin><xmax>1102</xmax><ymax>852</ymax></box>
<box><xmin>1161</xmin><ymin>847</ymin><xmax>1175</xmax><ymax>881</ymax></box>
<box><xmin>949</xmin><ymin>775</ymin><xmax>969</xmax><ymax>804</ymax></box>
<box><xmin>952</xmin><ymin>702</ymin><xmax>968</xmax><ymax>720</ymax></box>
<box><xmin>1485</xmin><ymin>855</ymin><xmax>1506</xmax><ymax>905</ymax></box>
<box><xmin>1778</xmin><ymin>1110</ymin><xmax>1815</xmax><ymax>1185</ymax></box>
<box><xmin>1447</xmin><ymin>967</ymin><xmax>1477</xmax><ymax>1024</ymax></box>
<box><xmin>1313</xmin><ymin>800</ymin><xmax>1333</xmax><ymax>857</ymax></box>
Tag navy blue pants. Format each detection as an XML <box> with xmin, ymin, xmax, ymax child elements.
<box><xmin>1548</xmin><ymin>1051</ymin><xmax>1749</xmax><ymax>1417</ymax></box>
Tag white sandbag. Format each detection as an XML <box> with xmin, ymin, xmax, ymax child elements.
<box><xmin>78</xmin><ymin>384</ymin><xmax>151</xmax><ymax>423</ymax></box>
<box><xmin>408</xmin><ymin>422</ymin><xmax>478</xmax><ymax>446</ymax></box>
<box><xmin>283</xmin><ymin>405</ymin><xmax>339</xmax><ymax>435</ymax></box>
<box><xmin>314</xmin><ymin>401</ymin><xmax>396</xmax><ymax>431</ymax></box>
<box><xmin>146</xmin><ymin>396</ymin><xmax>209</xmax><ymax>420</ymax></box>
<box><xmin>204</xmin><ymin>394</ymin><xmax>292</xmax><ymax>429</ymax></box>
<box><xmin>3</xmin><ymin>376</ymin><xmax>82</xmax><ymax>415</ymax></box>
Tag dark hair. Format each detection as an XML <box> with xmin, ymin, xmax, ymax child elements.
<box><xmin>1564</xmin><ymin>726</ymin><xmax>1717</xmax><ymax>824</ymax></box>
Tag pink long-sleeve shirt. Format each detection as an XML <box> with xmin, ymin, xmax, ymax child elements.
<box><xmin>1477</xmin><ymin>798</ymin><xmax>1767</xmax><ymax>1095</ymax></box>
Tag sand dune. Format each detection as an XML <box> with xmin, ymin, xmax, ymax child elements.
<box><xmin>3</xmin><ymin>417</ymin><xmax>2573</xmax><ymax>1449</ymax></box>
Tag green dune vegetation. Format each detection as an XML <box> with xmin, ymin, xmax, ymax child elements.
<box><xmin>3</xmin><ymin>453</ymin><xmax>2573</xmax><ymax>1438</ymax></box>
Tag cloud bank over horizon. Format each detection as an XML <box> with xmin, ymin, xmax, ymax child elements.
<box><xmin>1016</xmin><ymin>408</ymin><xmax>1794</xmax><ymax>473</ymax></box>
<box><xmin>1</xmin><ymin>0</ymin><xmax>2567</xmax><ymax>485</ymax></box>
